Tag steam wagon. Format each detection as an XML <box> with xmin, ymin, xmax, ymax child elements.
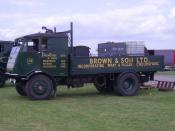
<box><xmin>5</xmin><ymin>23</ymin><xmax>164</xmax><ymax>100</ymax></box>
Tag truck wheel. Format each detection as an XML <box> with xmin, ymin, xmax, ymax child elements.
<box><xmin>114</xmin><ymin>73</ymin><xmax>140</xmax><ymax>96</ymax></box>
<box><xmin>94</xmin><ymin>75</ymin><xmax>113</xmax><ymax>93</ymax></box>
<box><xmin>0</xmin><ymin>75</ymin><xmax>5</xmax><ymax>88</ymax></box>
<box><xmin>0</xmin><ymin>71</ymin><xmax>6</xmax><ymax>88</ymax></box>
<box><xmin>15</xmin><ymin>82</ymin><xmax>27</xmax><ymax>96</ymax></box>
<box><xmin>25</xmin><ymin>75</ymin><xmax>54</xmax><ymax>100</ymax></box>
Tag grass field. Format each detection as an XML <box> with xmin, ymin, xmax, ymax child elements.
<box><xmin>0</xmin><ymin>83</ymin><xmax>175</xmax><ymax>131</ymax></box>
<box><xmin>156</xmin><ymin>71</ymin><xmax>175</xmax><ymax>75</ymax></box>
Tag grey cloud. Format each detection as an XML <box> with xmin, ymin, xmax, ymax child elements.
<box><xmin>0</xmin><ymin>0</ymin><xmax>175</xmax><ymax>51</ymax></box>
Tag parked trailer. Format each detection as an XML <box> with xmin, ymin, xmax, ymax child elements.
<box><xmin>155</xmin><ymin>50</ymin><xmax>174</xmax><ymax>66</ymax></box>
<box><xmin>4</xmin><ymin>23</ymin><xmax>164</xmax><ymax>100</ymax></box>
<box><xmin>0</xmin><ymin>41</ymin><xmax>13</xmax><ymax>87</ymax></box>
<box><xmin>148</xmin><ymin>50</ymin><xmax>175</xmax><ymax>68</ymax></box>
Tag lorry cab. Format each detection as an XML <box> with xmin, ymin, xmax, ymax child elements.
<box><xmin>7</xmin><ymin>30</ymin><xmax>70</xmax><ymax>77</ymax></box>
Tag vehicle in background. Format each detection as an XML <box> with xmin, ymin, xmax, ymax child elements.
<box><xmin>148</xmin><ymin>50</ymin><xmax>175</xmax><ymax>70</ymax></box>
<box><xmin>0</xmin><ymin>41</ymin><xmax>14</xmax><ymax>87</ymax></box>
<box><xmin>98</xmin><ymin>43</ymin><xmax>175</xmax><ymax>70</ymax></box>
<box><xmin>5</xmin><ymin>23</ymin><xmax>164</xmax><ymax>100</ymax></box>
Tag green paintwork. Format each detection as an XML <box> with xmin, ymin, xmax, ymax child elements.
<box><xmin>12</xmin><ymin>35</ymin><xmax>69</xmax><ymax>76</ymax></box>
<box><xmin>10</xmin><ymin>24</ymin><xmax>164</xmax><ymax>78</ymax></box>
<box><xmin>42</xmin><ymin>37</ymin><xmax>68</xmax><ymax>76</ymax></box>
<box><xmin>70</xmin><ymin>56</ymin><xmax>164</xmax><ymax>75</ymax></box>
<box><xmin>13</xmin><ymin>52</ymin><xmax>40</xmax><ymax>75</ymax></box>
<box><xmin>13</xmin><ymin>39</ymin><xmax>164</xmax><ymax>77</ymax></box>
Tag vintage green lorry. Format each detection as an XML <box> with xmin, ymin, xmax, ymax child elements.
<box><xmin>5</xmin><ymin>23</ymin><xmax>164</xmax><ymax>100</ymax></box>
<box><xmin>0</xmin><ymin>41</ymin><xmax>13</xmax><ymax>87</ymax></box>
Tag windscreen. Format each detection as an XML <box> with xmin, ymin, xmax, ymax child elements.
<box><xmin>7</xmin><ymin>46</ymin><xmax>21</xmax><ymax>72</ymax></box>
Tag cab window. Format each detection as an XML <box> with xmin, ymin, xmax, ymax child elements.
<box><xmin>27</xmin><ymin>39</ymin><xmax>39</xmax><ymax>52</ymax></box>
<box><xmin>41</xmin><ymin>38</ymin><xmax>48</xmax><ymax>51</ymax></box>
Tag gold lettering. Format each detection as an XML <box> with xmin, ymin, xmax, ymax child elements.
<box><xmin>90</xmin><ymin>58</ymin><xmax>93</xmax><ymax>64</ymax></box>
<box><xmin>108</xmin><ymin>58</ymin><xmax>112</xmax><ymax>64</ymax></box>
<box><xmin>121</xmin><ymin>58</ymin><xmax>124</xmax><ymax>63</ymax></box>
<box><xmin>144</xmin><ymin>57</ymin><xmax>148</xmax><ymax>63</ymax></box>
<box><xmin>89</xmin><ymin>58</ymin><xmax>112</xmax><ymax>64</ymax></box>
<box><xmin>102</xmin><ymin>58</ymin><xmax>108</xmax><ymax>64</ymax></box>
<box><xmin>94</xmin><ymin>58</ymin><xmax>98</xmax><ymax>64</ymax></box>
<box><xmin>115</xmin><ymin>58</ymin><xmax>119</xmax><ymax>64</ymax></box>
<box><xmin>98</xmin><ymin>58</ymin><xmax>102</xmax><ymax>64</ymax></box>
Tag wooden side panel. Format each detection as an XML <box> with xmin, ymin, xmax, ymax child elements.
<box><xmin>70</xmin><ymin>56</ymin><xmax>164</xmax><ymax>75</ymax></box>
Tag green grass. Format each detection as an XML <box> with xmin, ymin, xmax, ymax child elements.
<box><xmin>157</xmin><ymin>71</ymin><xmax>175</xmax><ymax>75</ymax></box>
<box><xmin>0</xmin><ymin>83</ymin><xmax>175</xmax><ymax>131</ymax></box>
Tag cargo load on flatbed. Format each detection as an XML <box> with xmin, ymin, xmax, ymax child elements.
<box><xmin>98</xmin><ymin>41</ymin><xmax>146</xmax><ymax>57</ymax></box>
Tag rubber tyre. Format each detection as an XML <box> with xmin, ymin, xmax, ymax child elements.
<box><xmin>94</xmin><ymin>75</ymin><xmax>113</xmax><ymax>93</ymax></box>
<box><xmin>114</xmin><ymin>73</ymin><xmax>140</xmax><ymax>96</ymax></box>
<box><xmin>25</xmin><ymin>75</ymin><xmax>54</xmax><ymax>100</ymax></box>
<box><xmin>15</xmin><ymin>82</ymin><xmax>27</xmax><ymax>96</ymax></box>
<box><xmin>0</xmin><ymin>75</ymin><xmax>6</xmax><ymax>88</ymax></box>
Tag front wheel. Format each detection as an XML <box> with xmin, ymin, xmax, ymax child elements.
<box><xmin>0</xmin><ymin>75</ymin><xmax>6</xmax><ymax>88</ymax></box>
<box><xmin>15</xmin><ymin>82</ymin><xmax>27</xmax><ymax>96</ymax></box>
<box><xmin>25</xmin><ymin>75</ymin><xmax>55</xmax><ymax>100</ymax></box>
<box><xmin>113</xmin><ymin>73</ymin><xmax>140</xmax><ymax>96</ymax></box>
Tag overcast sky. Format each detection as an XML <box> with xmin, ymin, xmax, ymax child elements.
<box><xmin>0</xmin><ymin>0</ymin><xmax>175</xmax><ymax>53</ymax></box>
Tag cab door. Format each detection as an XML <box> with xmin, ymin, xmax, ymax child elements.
<box><xmin>41</xmin><ymin>37</ymin><xmax>68</xmax><ymax>76</ymax></box>
<box><xmin>20</xmin><ymin>39</ymin><xmax>41</xmax><ymax>75</ymax></box>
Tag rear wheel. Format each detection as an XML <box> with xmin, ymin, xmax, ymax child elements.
<box><xmin>0</xmin><ymin>72</ymin><xmax>6</xmax><ymax>88</ymax></box>
<box><xmin>15</xmin><ymin>82</ymin><xmax>27</xmax><ymax>96</ymax></box>
<box><xmin>94</xmin><ymin>75</ymin><xmax>113</xmax><ymax>93</ymax></box>
<box><xmin>25</xmin><ymin>75</ymin><xmax>55</xmax><ymax>100</ymax></box>
<box><xmin>113</xmin><ymin>73</ymin><xmax>140</xmax><ymax>96</ymax></box>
